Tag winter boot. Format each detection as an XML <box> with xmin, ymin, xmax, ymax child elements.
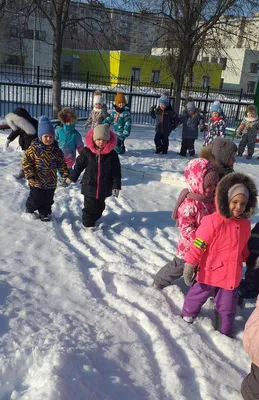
<box><xmin>39</xmin><ymin>214</ymin><xmax>51</xmax><ymax>222</ymax></box>
<box><xmin>155</xmin><ymin>147</ymin><xmax>163</xmax><ymax>154</ymax></box>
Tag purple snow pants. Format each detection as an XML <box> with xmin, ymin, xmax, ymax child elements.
<box><xmin>182</xmin><ymin>282</ymin><xmax>238</xmax><ymax>337</ymax></box>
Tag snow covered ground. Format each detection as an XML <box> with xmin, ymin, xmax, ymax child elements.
<box><xmin>0</xmin><ymin>123</ymin><xmax>258</xmax><ymax>400</ymax></box>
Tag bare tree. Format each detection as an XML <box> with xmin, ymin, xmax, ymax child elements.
<box><xmin>17</xmin><ymin>0</ymin><xmax>133</xmax><ymax>117</ymax></box>
<box><xmin>133</xmin><ymin>0</ymin><xmax>259</xmax><ymax>112</ymax></box>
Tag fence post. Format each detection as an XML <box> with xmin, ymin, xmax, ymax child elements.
<box><xmin>206</xmin><ymin>85</ymin><xmax>210</xmax><ymax>99</ymax></box>
<box><xmin>40</xmin><ymin>86</ymin><xmax>44</xmax><ymax>115</ymax></box>
<box><xmin>86</xmin><ymin>71</ymin><xmax>89</xmax><ymax>89</ymax></box>
<box><xmin>128</xmin><ymin>76</ymin><xmax>134</xmax><ymax>109</ymax></box>
<box><xmin>235</xmin><ymin>88</ymin><xmax>243</xmax><ymax>121</ymax></box>
<box><xmin>170</xmin><ymin>82</ymin><xmax>174</xmax><ymax>96</ymax></box>
<box><xmin>130</xmin><ymin>75</ymin><xmax>134</xmax><ymax>93</ymax></box>
<box><xmin>84</xmin><ymin>71</ymin><xmax>90</xmax><ymax>112</ymax></box>
<box><xmin>36</xmin><ymin>66</ymin><xmax>40</xmax><ymax>109</ymax></box>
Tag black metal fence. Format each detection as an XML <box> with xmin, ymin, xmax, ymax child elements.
<box><xmin>0</xmin><ymin>81</ymin><xmax>252</xmax><ymax>128</ymax></box>
<box><xmin>0</xmin><ymin>64</ymin><xmax>255</xmax><ymax>102</ymax></box>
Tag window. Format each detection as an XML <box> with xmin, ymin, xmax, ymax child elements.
<box><xmin>211</xmin><ymin>57</ymin><xmax>218</xmax><ymax>64</ymax></box>
<box><xmin>131</xmin><ymin>67</ymin><xmax>141</xmax><ymax>81</ymax></box>
<box><xmin>247</xmin><ymin>81</ymin><xmax>256</xmax><ymax>93</ymax></box>
<box><xmin>151</xmin><ymin>69</ymin><xmax>160</xmax><ymax>83</ymax></box>
<box><xmin>24</xmin><ymin>29</ymin><xmax>34</xmax><ymax>39</ymax></box>
<box><xmin>250</xmin><ymin>63</ymin><xmax>258</xmax><ymax>74</ymax></box>
<box><xmin>219</xmin><ymin>57</ymin><xmax>227</xmax><ymax>70</ymax></box>
<box><xmin>10</xmin><ymin>27</ymin><xmax>18</xmax><ymax>38</ymax></box>
<box><xmin>36</xmin><ymin>30</ymin><xmax>46</xmax><ymax>41</ymax></box>
<box><xmin>202</xmin><ymin>56</ymin><xmax>209</xmax><ymax>63</ymax></box>
<box><xmin>62</xmin><ymin>62</ymin><xmax>72</xmax><ymax>74</ymax></box>
<box><xmin>3</xmin><ymin>54</ymin><xmax>24</xmax><ymax>66</ymax></box>
<box><xmin>202</xmin><ymin>75</ymin><xmax>210</xmax><ymax>88</ymax></box>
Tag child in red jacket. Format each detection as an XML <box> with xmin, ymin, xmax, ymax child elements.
<box><xmin>181</xmin><ymin>172</ymin><xmax>257</xmax><ymax>337</ymax></box>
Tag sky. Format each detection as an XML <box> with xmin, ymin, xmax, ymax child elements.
<box><xmin>0</xmin><ymin>122</ymin><xmax>258</xmax><ymax>399</ymax></box>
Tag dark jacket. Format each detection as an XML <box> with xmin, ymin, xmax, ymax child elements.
<box><xmin>6</xmin><ymin>108</ymin><xmax>38</xmax><ymax>150</ymax></box>
<box><xmin>150</xmin><ymin>104</ymin><xmax>178</xmax><ymax>135</ymax></box>
<box><xmin>70</xmin><ymin>129</ymin><xmax>121</xmax><ymax>199</ymax></box>
<box><xmin>179</xmin><ymin>109</ymin><xmax>202</xmax><ymax>140</ymax></box>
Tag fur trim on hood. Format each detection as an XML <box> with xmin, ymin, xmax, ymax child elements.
<box><xmin>5</xmin><ymin>112</ymin><xmax>37</xmax><ymax>135</ymax></box>
<box><xmin>216</xmin><ymin>172</ymin><xmax>257</xmax><ymax>219</ymax></box>
<box><xmin>57</xmin><ymin>108</ymin><xmax>77</xmax><ymax>124</ymax></box>
<box><xmin>85</xmin><ymin>128</ymin><xmax>117</xmax><ymax>154</ymax></box>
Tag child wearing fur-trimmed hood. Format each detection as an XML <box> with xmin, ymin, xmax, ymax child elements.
<box><xmin>153</xmin><ymin>158</ymin><xmax>218</xmax><ymax>289</ymax></box>
<box><xmin>4</xmin><ymin>107</ymin><xmax>38</xmax><ymax>179</ymax></box>
<box><xmin>182</xmin><ymin>172</ymin><xmax>257</xmax><ymax>337</ymax></box>
<box><xmin>56</xmin><ymin>108</ymin><xmax>84</xmax><ymax>172</ymax></box>
<box><xmin>236</xmin><ymin>104</ymin><xmax>259</xmax><ymax>160</ymax></box>
<box><xmin>84</xmin><ymin>92</ymin><xmax>108</xmax><ymax>129</ymax></box>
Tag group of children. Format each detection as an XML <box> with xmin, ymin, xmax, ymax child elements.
<box><xmin>5</xmin><ymin>90</ymin><xmax>126</xmax><ymax>225</ymax></box>
<box><xmin>151</xmin><ymin>132</ymin><xmax>259</xmax><ymax>398</ymax></box>
<box><xmin>151</xmin><ymin>94</ymin><xmax>259</xmax><ymax>162</ymax></box>
<box><xmin>3</xmin><ymin>93</ymin><xmax>259</xmax><ymax>398</ymax></box>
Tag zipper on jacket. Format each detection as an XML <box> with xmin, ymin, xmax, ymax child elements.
<box><xmin>96</xmin><ymin>152</ymin><xmax>101</xmax><ymax>199</ymax></box>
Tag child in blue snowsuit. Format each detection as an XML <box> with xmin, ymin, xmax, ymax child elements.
<box><xmin>56</xmin><ymin>108</ymin><xmax>84</xmax><ymax>172</ymax></box>
<box><xmin>102</xmin><ymin>92</ymin><xmax>131</xmax><ymax>155</ymax></box>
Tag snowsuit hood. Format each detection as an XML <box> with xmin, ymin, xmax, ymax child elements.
<box><xmin>184</xmin><ymin>158</ymin><xmax>217</xmax><ymax>196</ymax></box>
<box><xmin>5</xmin><ymin>109</ymin><xmax>37</xmax><ymax>135</ymax></box>
<box><xmin>85</xmin><ymin>128</ymin><xmax>117</xmax><ymax>154</ymax></box>
<box><xmin>216</xmin><ymin>172</ymin><xmax>257</xmax><ymax>219</ymax></box>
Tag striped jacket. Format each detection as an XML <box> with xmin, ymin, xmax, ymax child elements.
<box><xmin>23</xmin><ymin>138</ymin><xmax>69</xmax><ymax>189</ymax></box>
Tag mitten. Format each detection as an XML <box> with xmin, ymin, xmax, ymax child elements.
<box><xmin>60</xmin><ymin>177</ymin><xmax>72</xmax><ymax>187</ymax></box>
<box><xmin>183</xmin><ymin>263</ymin><xmax>196</xmax><ymax>287</ymax></box>
<box><xmin>112</xmin><ymin>189</ymin><xmax>120</xmax><ymax>198</ymax></box>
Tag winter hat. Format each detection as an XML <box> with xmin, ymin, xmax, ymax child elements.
<box><xmin>94</xmin><ymin>89</ymin><xmax>102</xmax><ymax>96</ymax></box>
<box><xmin>228</xmin><ymin>184</ymin><xmax>249</xmax><ymax>202</ymax></box>
<box><xmin>159</xmin><ymin>96</ymin><xmax>169</xmax><ymax>106</ymax></box>
<box><xmin>162</xmin><ymin>90</ymin><xmax>170</xmax><ymax>96</ymax></box>
<box><xmin>246</xmin><ymin>104</ymin><xmax>257</xmax><ymax>115</ymax></box>
<box><xmin>211</xmin><ymin>137</ymin><xmax>237</xmax><ymax>166</ymax></box>
<box><xmin>186</xmin><ymin>101</ymin><xmax>196</xmax><ymax>112</ymax></box>
<box><xmin>115</xmin><ymin>92</ymin><xmax>126</xmax><ymax>106</ymax></box>
<box><xmin>94</xmin><ymin>95</ymin><xmax>104</xmax><ymax>106</ymax></box>
<box><xmin>93</xmin><ymin>125</ymin><xmax>110</xmax><ymax>142</ymax></box>
<box><xmin>203</xmin><ymin>170</ymin><xmax>219</xmax><ymax>190</ymax></box>
<box><xmin>38</xmin><ymin>116</ymin><xmax>55</xmax><ymax>141</ymax></box>
<box><xmin>210</xmin><ymin>104</ymin><xmax>222</xmax><ymax>114</ymax></box>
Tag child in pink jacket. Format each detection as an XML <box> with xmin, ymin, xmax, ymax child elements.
<box><xmin>153</xmin><ymin>158</ymin><xmax>219</xmax><ymax>289</ymax></box>
<box><xmin>241</xmin><ymin>295</ymin><xmax>259</xmax><ymax>399</ymax></box>
<box><xmin>182</xmin><ymin>172</ymin><xmax>257</xmax><ymax>337</ymax></box>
